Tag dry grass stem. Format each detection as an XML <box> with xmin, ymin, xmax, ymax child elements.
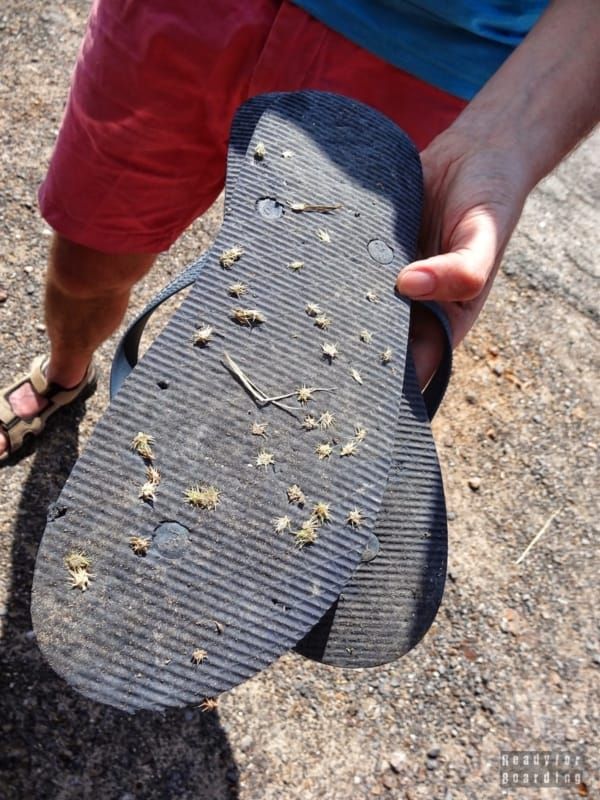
<box><xmin>515</xmin><ymin>509</ymin><xmax>562</xmax><ymax>564</ymax></box>
<box><xmin>351</xmin><ymin>368</ymin><xmax>363</xmax><ymax>385</ymax></box>
<box><xmin>222</xmin><ymin>352</ymin><xmax>307</xmax><ymax>412</ymax></box>
<box><xmin>290</xmin><ymin>202</ymin><xmax>341</xmax><ymax>213</ymax></box>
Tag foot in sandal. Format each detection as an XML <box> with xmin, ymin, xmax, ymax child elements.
<box><xmin>0</xmin><ymin>357</ymin><xmax>96</xmax><ymax>462</ymax></box>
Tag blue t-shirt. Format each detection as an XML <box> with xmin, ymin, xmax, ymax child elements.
<box><xmin>292</xmin><ymin>1</ymin><xmax>548</xmax><ymax>100</ymax></box>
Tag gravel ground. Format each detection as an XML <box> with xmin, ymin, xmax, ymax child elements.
<box><xmin>0</xmin><ymin>3</ymin><xmax>598</xmax><ymax>799</ymax></box>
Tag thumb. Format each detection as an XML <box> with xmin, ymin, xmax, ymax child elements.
<box><xmin>396</xmin><ymin>209</ymin><xmax>500</xmax><ymax>302</ymax></box>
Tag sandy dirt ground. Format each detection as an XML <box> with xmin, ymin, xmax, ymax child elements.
<box><xmin>0</xmin><ymin>3</ymin><xmax>598</xmax><ymax>799</ymax></box>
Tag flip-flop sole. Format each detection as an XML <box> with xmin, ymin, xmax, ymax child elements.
<box><xmin>31</xmin><ymin>92</ymin><xmax>422</xmax><ymax>711</ymax></box>
<box><xmin>110</xmin><ymin>93</ymin><xmax>450</xmax><ymax>670</ymax></box>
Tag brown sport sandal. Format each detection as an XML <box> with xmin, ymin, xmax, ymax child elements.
<box><xmin>0</xmin><ymin>355</ymin><xmax>96</xmax><ymax>462</ymax></box>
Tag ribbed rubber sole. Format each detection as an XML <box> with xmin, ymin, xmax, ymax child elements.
<box><xmin>31</xmin><ymin>92</ymin><xmax>423</xmax><ymax>711</ymax></box>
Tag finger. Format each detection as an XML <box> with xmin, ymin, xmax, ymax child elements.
<box><xmin>397</xmin><ymin>211</ymin><xmax>499</xmax><ymax>302</ymax></box>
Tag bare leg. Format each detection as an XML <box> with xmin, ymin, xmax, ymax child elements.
<box><xmin>0</xmin><ymin>234</ymin><xmax>156</xmax><ymax>456</ymax></box>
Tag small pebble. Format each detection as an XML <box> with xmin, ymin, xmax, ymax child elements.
<box><xmin>468</xmin><ymin>477</ymin><xmax>481</xmax><ymax>491</ymax></box>
<box><xmin>388</xmin><ymin>750</ymin><xmax>407</xmax><ymax>773</ymax></box>
<box><xmin>380</xmin><ymin>770</ymin><xmax>397</xmax><ymax>790</ymax></box>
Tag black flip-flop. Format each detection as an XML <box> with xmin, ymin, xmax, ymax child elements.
<box><xmin>32</xmin><ymin>92</ymin><xmax>444</xmax><ymax>712</ymax></box>
<box><xmin>112</xmin><ymin>94</ymin><xmax>452</xmax><ymax>670</ymax></box>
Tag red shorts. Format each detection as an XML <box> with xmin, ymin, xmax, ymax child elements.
<box><xmin>39</xmin><ymin>0</ymin><xmax>466</xmax><ymax>254</ymax></box>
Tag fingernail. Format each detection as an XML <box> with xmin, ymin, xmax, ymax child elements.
<box><xmin>398</xmin><ymin>269</ymin><xmax>436</xmax><ymax>297</ymax></box>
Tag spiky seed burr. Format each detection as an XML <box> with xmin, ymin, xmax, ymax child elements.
<box><xmin>231</xmin><ymin>307</ymin><xmax>265</xmax><ymax>326</ymax></box>
<box><xmin>321</xmin><ymin>342</ymin><xmax>338</xmax><ymax>361</ymax></box>
<box><xmin>219</xmin><ymin>246</ymin><xmax>244</xmax><ymax>268</ymax></box>
<box><xmin>228</xmin><ymin>281</ymin><xmax>248</xmax><ymax>297</ymax></box>
<box><xmin>251</xmin><ymin>421</ymin><xmax>268</xmax><ymax>437</ymax></box>
<box><xmin>131</xmin><ymin>432</ymin><xmax>154</xmax><ymax>461</ymax></box>
<box><xmin>346</xmin><ymin>508</ymin><xmax>364</xmax><ymax>527</ymax></box>
<box><xmin>294</xmin><ymin>519</ymin><xmax>319</xmax><ymax>548</ymax></box>
<box><xmin>193</xmin><ymin>325</ymin><xmax>213</xmax><ymax>346</ymax></box>
<box><xmin>287</xmin><ymin>484</ymin><xmax>305</xmax><ymax>505</ymax></box>
<box><xmin>305</xmin><ymin>302</ymin><xmax>321</xmax><ymax>317</ymax></box>
<box><xmin>273</xmin><ymin>515</ymin><xmax>292</xmax><ymax>533</ymax></box>
<box><xmin>191</xmin><ymin>648</ymin><xmax>207</xmax><ymax>665</ymax></box>
<box><xmin>69</xmin><ymin>567</ymin><xmax>92</xmax><ymax>591</ymax></box>
<box><xmin>65</xmin><ymin>551</ymin><xmax>90</xmax><ymax>572</ymax></box>
<box><xmin>311</xmin><ymin>502</ymin><xmax>331</xmax><ymax>523</ymax></box>
<box><xmin>315</xmin><ymin>442</ymin><xmax>333</xmax><ymax>460</ymax></box>
<box><xmin>130</xmin><ymin>536</ymin><xmax>150</xmax><ymax>556</ymax></box>
<box><xmin>256</xmin><ymin>449</ymin><xmax>275</xmax><ymax>468</ymax></box>
<box><xmin>184</xmin><ymin>485</ymin><xmax>221</xmax><ymax>510</ymax></box>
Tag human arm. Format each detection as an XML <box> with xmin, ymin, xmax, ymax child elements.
<box><xmin>398</xmin><ymin>0</ymin><xmax>600</xmax><ymax>387</ymax></box>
